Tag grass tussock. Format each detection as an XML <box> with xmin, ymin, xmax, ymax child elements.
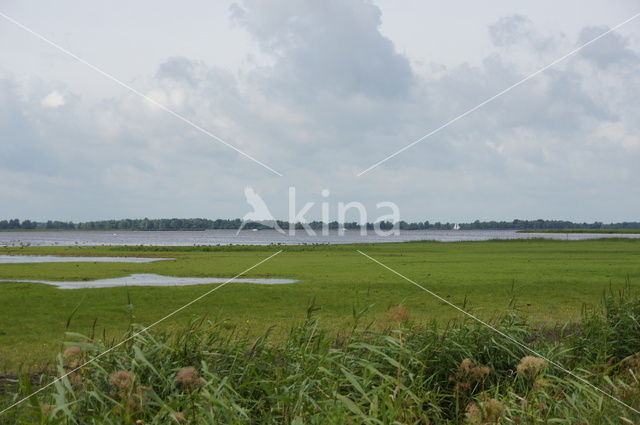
<box><xmin>3</xmin><ymin>291</ymin><xmax>640</xmax><ymax>424</ymax></box>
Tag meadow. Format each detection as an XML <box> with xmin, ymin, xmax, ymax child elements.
<box><xmin>1</xmin><ymin>238</ymin><xmax>639</xmax><ymax>374</ymax></box>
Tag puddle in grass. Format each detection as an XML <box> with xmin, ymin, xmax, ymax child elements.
<box><xmin>0</xmin><ymin>273</ymin><xmax>298</xmax><ymax>289</ymax></box>
<box><xmin>0</xmin><ymin>255</ymin><xmax>172</xmax><ymax>264</ymax></box>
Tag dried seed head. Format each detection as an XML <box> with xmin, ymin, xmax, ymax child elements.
<box><xmin>40</xmin><ymin>404</ymin><xmax>54</xmax><ymax>416</ymax></box>
<box><xmin>459</xmin><ymin>358</ymin><xmax>475</xmax><ymax>373</ymax></box>
<box><xmin>63</xmin><ymin>346</ymin><xmax>82</xmax><ymax>358</ymax></box>
<box><xmin>484</xmin><ymin>398</ymin><xmax>506</xmax><ymax>422</ymax></box>
<box><xmin>108</xmin><ymin>370</ymin><xmax>134</xmax><ymax>390</ymax></box>
<box><xmin>517</xmin><ymin>356</ymin><xmax>548</xmax><ymax>379</ymax></box>
<box><xmin>175</xmin><ymin>366</ymin><xmax>203</xmax><ymax>389</ymax></box>
<box><xmin>172</xmin><ymin>411</ymin><xmax>187</xmax><ymax>423</ymax></box>
<box><xmin>385</xmin><ymin>306</ymin><xmax>410</xmax><ymax>323</ymax></box>
<box><xmin>472</xmin><ymin>365</ymin><xmax>491</xmax><ymax>381</ymax></box>
<box><xmin>533</xmin><ymin>377</ymin><xmax>549</xmax><ymax>389</ymax></box>
<box><xmin>624</xmin><ymin>354</ymin><xmax>640</xmax><ymax>374</ymax></box>
<box><xmin>465</xmin><ymin>402</ymin><xmax>482</xmax><ymax>425</ymax></box>
<box><xmin>454</xmin><ymin>358</ymin><xmax>491</xmax><ymax>386</ymax></box>
<box><xmin>127</xmin><ymin>385</ymin><xmax>152</xmax><ymax>411</ymax></box>
<box><xmin>64</xmin><ymin>368</ymin><xmax>81</xmax><ymax>384</ymax></box>
<box><xmin>465</xmin><ymin>399</ymin><xmax>505</xmax><ymax>424</ymax></box>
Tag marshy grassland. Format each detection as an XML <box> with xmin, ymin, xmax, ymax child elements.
<box><xmin>0</xmin><ymin>238</ymin><xmax>639</xmax><ymax>372</ymax></box>
<box><xmin>0</xmin><ymin>239</ymin><xmax>640</xmax><ymax>423</ymax></box>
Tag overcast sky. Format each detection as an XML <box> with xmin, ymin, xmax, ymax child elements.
<box><xmin>1</xmin><ymin>0</ymin><xmax>639</xmax><ymax>222</ymax></box>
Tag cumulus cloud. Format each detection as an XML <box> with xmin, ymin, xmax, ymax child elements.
<box><xmin>489</xmin><ymin>15</ymin><xmax>535</xmax><ymax>47</ymax></box>
<box><xmin>1</xmin><ymin>2</ymin><xmax>639</xmax><ymax>222</ymax></box>
<box><xmin>230</xmin><ymin>0</ymin><xmax>414</xmax><ymax>99</ymax></box>
<box><xmin>577</xmin><ymin>25</ymin><xmax>638</xmax><ymax>68</ymax></box>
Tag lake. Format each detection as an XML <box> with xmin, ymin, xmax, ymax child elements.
<box><xmin>1</xmin><ymin>229</ymin><xmax>639</xmax><ymax>246</ymax></box>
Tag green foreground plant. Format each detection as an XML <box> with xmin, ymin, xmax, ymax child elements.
<box><xmin>3</xmin><ymin>290</ymin><xmax>640</xmax><ymax>424</ymax></box>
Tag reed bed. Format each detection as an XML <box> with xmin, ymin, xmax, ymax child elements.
<box><xmin>2</xmin><ymin>290</ymin><xmax>640</xmax><ymax>424</ymax></box>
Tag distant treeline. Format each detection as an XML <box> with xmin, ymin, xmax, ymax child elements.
<box><xmin>1</xmin><ymin>218</ymin><xmax>639</xmax><ymax>231</ymax></box>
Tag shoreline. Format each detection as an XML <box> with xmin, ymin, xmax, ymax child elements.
<box><xmin>518</xmin><ymin>229</ymin><xmax>640</xmax><ymax>234</ymax></box>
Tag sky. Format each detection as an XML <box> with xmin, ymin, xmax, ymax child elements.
<box><xmin>1</xmin><ymin>0</ymin><xmax>639</xmax><ymax>223</ymax></box>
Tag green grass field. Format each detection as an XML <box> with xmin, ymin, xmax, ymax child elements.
<box><xmin>1</xmin><ymin>238</ymin><xmax>639</xmax><ymax>373</ymax></box>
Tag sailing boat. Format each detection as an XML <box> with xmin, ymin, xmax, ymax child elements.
<box><xmin>452</xmin><ymin>223</ymin><xmax>461</xmax><ymax>230</ymax></box>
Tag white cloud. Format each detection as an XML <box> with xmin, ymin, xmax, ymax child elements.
<box><xmin>40</xmin><ymin>90</ymin><xmax>66</xmax><ymax>108</ymax></box>
<box><xmin>593</xmin><ymin>121</ymin><xmax>640</xmax><ymax>151</ymax></box>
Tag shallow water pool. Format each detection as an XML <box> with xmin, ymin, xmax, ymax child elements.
<box><xmin>0</xmin><ymin>255</ymin><xmax>172</xmax><ymax>264</ymax></box>
<box><xmin>0</xmin><ymin>273</ymin><xmax>298</xmax><ymax>289</ymax></box>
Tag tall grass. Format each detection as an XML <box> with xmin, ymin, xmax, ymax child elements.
<box><xmin>3</xmin><ymin>292</ymin><xmax>640</xmax><ymax>424</ymax></box>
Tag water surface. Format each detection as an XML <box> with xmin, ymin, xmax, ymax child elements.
<box><xmin>1</xmin><ymin>229</ymin><xmax>639</xmax><ymax>247</ymax></box>
<box><xmin>0</xmin><ymin>273</ymin><xmax>298</xmax><ymax>289</ymax></box>
<box><xmin>0</xmin><ymin>255</ymin><xmax>172</xmax><ymax>264</ymax></box>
